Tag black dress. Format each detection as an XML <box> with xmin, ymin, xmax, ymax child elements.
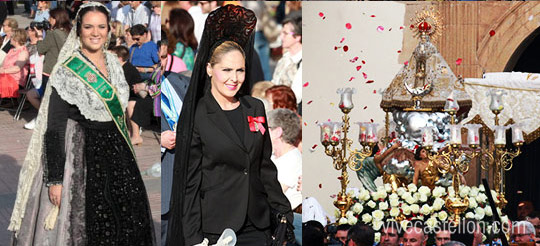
<box><xmin>44</xmin><ymin>87</ymin><xmax>154</xmax><ymax>245</ymax></box>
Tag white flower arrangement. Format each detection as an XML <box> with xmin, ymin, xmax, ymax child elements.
<box><xmin>337</xmin><ymin>185</ymin><xmax>499</xmax><ymax>233</ymax></box>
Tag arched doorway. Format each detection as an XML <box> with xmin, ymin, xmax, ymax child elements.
<box><xmin>503</xmin><ymin>27</ymin><xmax>540</xmax><ymax>220</ymax></box>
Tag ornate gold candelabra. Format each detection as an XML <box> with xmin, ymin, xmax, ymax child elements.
<box><xmin>319</xmin><ymin>88</ymin><xmax>377</xmax><ymax>219</ymax></box>
<box><xmin>478</xmin><ymin>108</ymin><xmax>523</xmax><ymax>210</ymax></box>
<box><xmin>422</xmin><ymin>89</ymin><xmax>523</xmax><ymax>221</ymax></box>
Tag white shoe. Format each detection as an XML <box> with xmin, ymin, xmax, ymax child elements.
<box><xmin>24</xmin><ymin>118</ymin><xmax>36</xmax><ymax>130</ymax></box>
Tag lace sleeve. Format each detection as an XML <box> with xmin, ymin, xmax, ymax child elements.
<box><xmin>43</xmin><ymin>87</ymin><xmax>69</xmax><ymax>186</ymax></box>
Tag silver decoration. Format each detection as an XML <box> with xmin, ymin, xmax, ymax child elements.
<box><xmin>382</xmin><ymin>158</ymin><xmax>415</xmax><ymax>183</ymax></box>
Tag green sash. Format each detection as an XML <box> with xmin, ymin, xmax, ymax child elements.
<box><xmin>62</xmin><ymin>55</ymin><xmax>136</xmax><ymax>158</ymax></box>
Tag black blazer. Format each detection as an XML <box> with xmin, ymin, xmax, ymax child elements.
<box><xmin>182</xmin><ymin>92</ymin><xmax>292</xmax><ymax>245</ymax></box>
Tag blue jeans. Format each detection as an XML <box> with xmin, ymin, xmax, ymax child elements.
<box><xmin>254</xmin><ymin>31</ymin><xmax>271</xmax><ymax>81</ymax></box>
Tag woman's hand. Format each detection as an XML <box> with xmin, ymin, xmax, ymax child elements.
<box><xmin>161</xmin><ymin>130</ymin><xmax>176</xmax><ymax>149</ymax></box>
<box><xmin>48</xmin><ymin>184</ymin><xmax>62</xmax><ymax>207</ymax></box>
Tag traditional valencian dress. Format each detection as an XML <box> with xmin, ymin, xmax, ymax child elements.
<box><xmin>8</xmin><ymin>2</ymin><xmax>154</xmax><ymax>245</ymax></box>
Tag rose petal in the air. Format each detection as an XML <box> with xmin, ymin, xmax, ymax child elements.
<box><xmin>456</xmin><ymin>58</ymin><xmax>463</xmax><ymax>65</ymax></box>
<box><xmin>356</xmin><ymin>66</ymin><xmax>362</xmax><ymax>71</ymax></box>
<box><xmin>489</xmin><ymin>30</ymin><xmax>495</xmax><ymax>36</ymax></box>
<box><xmin>343</xmin><ymin>45</ymin><xmax>349</xmax><ymax>52</ymax></box>
<box><xmin>350</xmin><ymin>56</ymin><xmax>358</xmax><ymax>63</ymax></box>
<box><xmin>303</xmin><ymin>82</ymin><xmax>309</xmax><ymax>87</ymax></box>
<box><xmin>362</xmin><ymin>72</ymin><xmax>368</xmax><ymax>79</ymax></box>
<box><xmin>377</xmin><ymin>26</ymin><xmax>384</xmax><ymax>32</ymax></box>
<box><xmin>307</xmin><ymin>100</ymin><xmax>313</xmax><ymax>105</ymax></box>
<box><xmin>346</xmin><ymin>23</ymin><xmax>352</xmax><ymax>30</ymax></box>
<box><xmin>366</xmin><ymin>80</ymin><xmax>374</xmax><ymax>84</ymax></box>
<box><xmin>349</xmin><ymin>77</ymin><xmax>355</xmax><ymax>82</ymax></box>
<box><xmin>340</xmin><ymin>37</ymin><xmax>345</xmax><ymax>43</ymax></box>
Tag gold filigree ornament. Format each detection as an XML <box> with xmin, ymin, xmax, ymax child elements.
<box><xmin>410</xmin><ymin>7</ymin><xmax>444</xmax><ymax>42</ymax></box>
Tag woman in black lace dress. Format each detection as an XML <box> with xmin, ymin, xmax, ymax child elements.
<box><xmin>9</xmin><ymin>3</ymin><xmax>154</xmax><ymax>245</ymax></box>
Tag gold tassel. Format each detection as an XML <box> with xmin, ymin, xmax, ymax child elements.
<box><xmin>44</xmin><ymin>206</ymin><xmax>59</xmax><ymax>230</ymax></box>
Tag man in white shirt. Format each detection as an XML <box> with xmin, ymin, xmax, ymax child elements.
<box><xmin>115</xmin><ymin>1</ymin><xmax>131</xmax><ymax>26</ymax></box>
<box><xmin>268</xmin><ymin>108</ymin><xmax>302</xmax><ymax>244</ymax></box>
<box><xmin>272</xmin><ymin>11</ymin><xmax>302</xmax><ymax>104</ymax></box>
<box><xmin>125</xmin><ymin>1</ymin><xmax>150</xmax><ymax>28</ymax></box>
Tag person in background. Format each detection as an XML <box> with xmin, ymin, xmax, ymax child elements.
<box><xmin>266</xmin><ymin>85</ymin><xmax>298</xmax><ymax>113</ymax></box>
<box><xmin>148</xmin><ymin>1</ymin><xmax>161</xmax><ymax>43</ymax></box>
<box><xmin>271</xmin><ymin>11</ymin><xmax>302</xmax><ymax>104</ymax></box>
<box><xmin>114</xmin><ymin>1</ymin><xmax>131</xmax><ymax>26</ymax></box>
<box><xmin>304</xmin><ymin>221</ymin><xmax>326</xmax><ymax>246</ymax></box>
<box><xmin>159</xmin><ymin>29</ymin><xmax>191</xmax><ymax>246</ymax></box>
<box><xmin>347</xmin><ymin>223</ymin><xmax>375</xmax><ymax>246</ymax></box>
<box><xmin>403</xmin><ymin>223</ymin><xmax>427</xmax><ymax>246</ymax></box>
<box><xmin>129</xmin><ymin>24</ymin><xmax>159</xmax><ymax>80</ymax></box>
<box><xmin>441</xmin><ymin>242</ymin><xmax>466</xmax><ymax>246</ymax></box>
<box><xmin>518</xmin><ymin>201</ymin><xmax>535</xmax><ymax>221</ymax></box>
<box><xmin>110</xmin><ymin>20</ymin><xmax>126</xmax><ymax>47</ymax></box>
<box><xmin>110</xmin><ymin>45</ymin><xmax>146</xmax><ymax>146</ymax></box>
<box><xmin>125</xmin><ymin>1</ymin><xmax>150</xmax><ymax>28</ymax></box>
<box><xmin>512</xmin><ymin>221</ymin><xmax>537</xmax><ymax>244</ymax></box>
<box><xmin>435</xmin><ymin>223</ymin><xmax>452</xmax><ymax>246</ymax></box>
<box><xmin>1</xmin><ymin>18</ymin><xmax>18</xmax><ymax>62</ymax></box>
<box><xmin>526</xmin><ymin>212</ymin><xmax>540</xmax><ymax>245</ymax></box>
<box><xmin>34</xmin><ymin>1</ymin><xmax>51</xmax><ymax>22</ymax></box>
<box><xmin>379</xmin><ymin>221</ymin><xmax>401</xmax><ymax>246</ymax></box>
<box><xmin>268</xmin><ymin>108</ymin><xmax>302</xmax><ymax>245</ymax></box>
<box><xmin>0</xmin><ymin>28</ymin><xmax>28</xmax><ymax>103</ymax></box>
<box><xmin>25</xmin><ymin>7</ymin><xmax>71</xmax><ymax>129</ymax></box>
<box><xmin>169</xmin><ymin>8</ymin><xmax>197</xmax><ymax>71</ymax></box>
<box><xmin>335</xmin><ymin>224</ymin><xmax>351</xmax><ymax>245</ymax></box>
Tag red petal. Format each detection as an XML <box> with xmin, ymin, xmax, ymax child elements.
<box><xmin>304</xmin><ymin>122</ymin><xmax>307</xmax><ymax>126</ymax></box>
<box><xmin>340</xmin><ymin>37</ymin><xmax>345</xmax><ymax>43</ymax></box>
<box><xmin>397</xmin><ymin>50</ymin><xmax>401</xmax><ymax>53</ymax></box>
<box><xmin>362</xmin><ymin>72</ymin><xmax>368</xmax><ymax>79</ymax></box>
<box><xmin>377</xmin><ymin>26</ymin><xmax>384</xmax><ymax>32</ymax></box>
<box><xmin>319</xmin><ymin>12</ymin><xmax>324</xmax><ymax>17</ymax></box>
<box><xmin>346</xmin><ymin>23</ymin><xmax>352</xmax><ymax>30</ymax></box>
<box><xmin>366</xmin><ymin>80</ymin><xmax>374</xmax><ymax>84</ymax></box>
<box><xmin>456</xmin><ymin>58</ymin><xmax>463</xmax><ymax>65</ymax></box>
<box><xmin>312</xmin><ymin>144</ymin><xmax>318</xmax><ymax>149</ymax></box>
<box><xmin>362</xmin><ymin>60</ymin><xmax>366</xmax><ymax>64</ymax></box>
<box><xmin>356</xmin><ymin>66</ymin><xmax>362</xmax><ymax>71</ymax></box>
<box><xmin>404</xmin><ymin>61</ymin><xmax>409</xmax><ymax>66</ymax></box>
<box><xmin>389</xmin><ymin>28</ymin><xmax>392</xmax><ymax>31</ymax></box>
<box><xmin>349</xmin><ymin>77</ymin><xmax>355</xmax><ymax>82</ymax></box>
<box><xmin>400</xmin><ymin>26</ymin><xmax>404</xmax><ymax>30</ymax></box>
<box><xmin>319</xmin><ymin>183</ymin><xmax>322</xmax><ymax>188</ymax></box>
<box><xmin>370</xmin><ymin>15</ymin><xmax>376</xmax><ymax>17</ymax></box>
<box><xmin>350</xmin><ymin>56</ymin><xmax>359</xmax><ymax>63</ymax></box>
<box><xmin>307</xmin><ymin>100</ymin><xmax>313</xmax><ymax>105</ymax></box>
<box><xmin>370</xmin><ymin>119</ymin><xmax>374</xmax><ymax>123</ymax></box>
<box><xmin>303</xmin><ymin>82</ymin><xmax>310</xmax><ymax>87</ymax></box>
<box><xmin>323</xmin><ymin>17</ymin><xmax>326</xmax><ymax>20</ymax></box>
<box><xmin>410</xmin><ymin>24</ymin><xmax>415</xmax><ymax>29</ymax></box>
<box><xmin>363</xmin><ymin>106</ymin><xmax>368</xmax><ymax>109</ymax></box>
<box><xmin>489</xmin><ymin>30</ymin><xmax>496</xmax><ymax>36</ymax></box>
<box><xmin>334</xmin><ymin>46</ymin><xmax>338</xmax><ymax>50</ymax></box>
<box><xmin>373</xmin><ymin>90</ymin><xmax>377</xmax><ymax>94</ymax></box>
<box><xmin>343</xmin><ymin>45</ymin><xmax>349</xmax><ymax>52</ymax></box>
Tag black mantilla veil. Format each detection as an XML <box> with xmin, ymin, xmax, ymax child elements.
<box><xmin>166</xmin><ymin>5</ymin><xmax>257</xmax><ymax>245</ymax></box>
